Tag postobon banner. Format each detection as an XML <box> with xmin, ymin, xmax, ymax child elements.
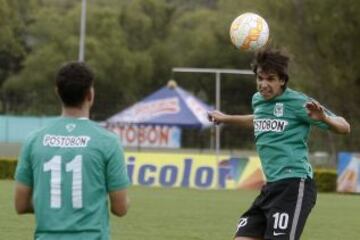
<box><xmin>337</xmin><ymin>152</ymin><xmax>360</xmax><ymax>193</ymax></box>
<box><xmin>125</xmin><ymin>152</ymin><xmax>265</xmax><ymax>190</ymax></box>
<box><xmin>106</xmin><ymin>124</ymin><xmax>181</xmax><ymax>148</ymax></box>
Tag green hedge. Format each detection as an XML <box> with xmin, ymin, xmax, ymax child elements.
<box><xmin>0</xmin><ymin>159</ymin><xmax>338</xmax><ymax>192</ymax></box>
<box><xmin>314</xmin><ymin>168</ymin><xmax>337</xmax><ymax>192</ymax></box>
<box><xmin>0</xmin><ymin>159</ymin><xmax>17</xmax><ymax>179</ymax></box>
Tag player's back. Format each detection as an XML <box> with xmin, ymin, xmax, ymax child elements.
<box><xmin>23</xmin><ymin>117</ymin><xmax>125</xmax><ymax>240</ymax></box>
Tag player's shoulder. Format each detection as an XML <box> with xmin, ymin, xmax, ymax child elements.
<box><xmin>23</xmin><ymin>118</ymin><xmax>61</xmax><ymax>144</ymax></box>
<box><xmin>252</xmin><ymin>92</ymin><xmax>261</xmax><ymax>99</ymax></box>
<box><xmin>88</xmin><ymin>120</ymin><xmax>119</xmax><ymax>141</ymax></box>
<box><xmin>282</xmin><ymin>88</ymin><xmax>311</xmax><ymax>107</ymax></box>
<box><xmin>86</xmin><ymin>121</ymin><xmax>122</xmax><ymax>153</ymax></box>
<box><xmin>22</xmin><ymin>128</ymin><xmax>43</xmax><ymax>146</ymax></box>
<box><xmin>252</xmin><ymin>92</ymin><xmax>262</xmax><ymax>103</ymax></box>
<box><xmin>286</xmin><ymin>88</ymin><xmax>309</xmax><ymax>100</ymax></box>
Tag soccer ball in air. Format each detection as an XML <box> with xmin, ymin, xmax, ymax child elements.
<box><xmin>229</xmin><ymin>12</ymin><xmax>269</xmax><ymax>51</ymax></box>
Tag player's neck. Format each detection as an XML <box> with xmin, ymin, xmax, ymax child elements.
<box><xmin>61</xmin><ymin>106</ymin><xmax>90</xmax><ymax>119</ymax></box>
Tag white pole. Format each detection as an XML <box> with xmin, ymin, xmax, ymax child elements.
<box><xmin>78</xmin><ymin>0</ymin><xmax>87</xmax><ymax>62</ymax></box>
<box><xmin>172</xmin><ymin>67</ymin><xmax>253</xmax><ymax>75</ymax></box>
<box><xmin>215</xmin><ymin>71</ymin><xmax>221</xmax><ymax>188</ymax></box>
<box><xmin>171</xmin><ymin>67</ymin><xmax>254</xmax><ymax>188</ymax></box>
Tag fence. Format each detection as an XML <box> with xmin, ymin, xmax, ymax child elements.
<box><xmin>0</xmin><ymin>115</ymin><xmax>57</xmax><ymax>142</ymax></box>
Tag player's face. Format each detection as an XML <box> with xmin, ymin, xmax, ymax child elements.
<box><xmin>256</xmin><ymin>68</ymin><xmax>285</xmax><ymax>100</ymax></box>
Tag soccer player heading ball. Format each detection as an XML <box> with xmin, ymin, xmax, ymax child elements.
<box><xmin>208</xmin><ymin>47</ymin><xmax>350</xmax><ymax>240</ymax></box>
<box><xmin>14</xmin><ymin>62</ymin><xmax>131</xmax><ymax>239</ymax></box>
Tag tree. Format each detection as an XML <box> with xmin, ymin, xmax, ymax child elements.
<box><xmin>1</xmin><ymin>0</ymin><xmax>358</xmax><ymax>151</ymax></box>
<box><xmin>0</xmin><ymin>0</ymin><xmax>35</xmax><ymax>112</ymax></box>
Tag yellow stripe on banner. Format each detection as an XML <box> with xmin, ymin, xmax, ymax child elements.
<box><xmin>124</xmin><ymin>152</ymin><xmax>264</xmax><ymax>190</ymax></box>
<box><xmin>125</xmin><ymin>151</ymin><xmax>230</xmax><ymax>189</ymax></box>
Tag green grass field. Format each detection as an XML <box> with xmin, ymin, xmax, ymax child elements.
<box><xmin>1</xmin><ymin>180</ymin><xmax>359</xmax><ymax>240</ymax></box>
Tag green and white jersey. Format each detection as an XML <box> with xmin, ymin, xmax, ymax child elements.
<box><xmin>252</xmin><ymin>88</ymin><xmax>335</xmax><ymax>182</ymax></box>
<box><xmin>15</xmin><ymin>117</ymin><xmax>130</xmax><ymax>240</ymax></box>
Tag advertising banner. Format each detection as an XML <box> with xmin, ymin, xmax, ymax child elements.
<box><xmin>125</xmin><ymin>151</ymin><xmax>265</xmax><ymax>190</ymax></box>
<box><xmin>337</xmin><ymin>152</ymin><xmax>360</xmax><ymax>193</ymax></box>
<box><xmin>106</xmin><ymin>124</ymin><xmax>181</xmax><ymax>148</ymax></box>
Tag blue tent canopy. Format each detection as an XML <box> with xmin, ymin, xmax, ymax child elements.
<box><xmin>107</xmin><ymin>82</ymin><xmax>214</xmax><ymax>128</ymax></box>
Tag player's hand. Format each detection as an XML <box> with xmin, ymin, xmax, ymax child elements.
<box><xmin>207</xmin><ymin>110</ymin><xmax>225</xmax><ymax>125</ymax></box>
<box><xmin>305</xmin><ymin>100</ymin><xmax>327</xmax><ymax>121</ymax></box>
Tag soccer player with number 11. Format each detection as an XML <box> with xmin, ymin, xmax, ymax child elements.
<box><xmin>14</xmin><ymin>62</ymin><xmax>130</xmax><ymax>240</ymax></box>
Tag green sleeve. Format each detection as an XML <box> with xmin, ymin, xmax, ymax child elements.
<box><xmin>15</xmin><ymin>137</ymin><xmax>34</xmax><ymax>187</ymax></box>
<box><xmin>295</xmin><ymin>98</ymin><xmax>336</xmax><ymax>130</ymax></box>
<box><xmin>106</xmin><ymin>138</ymin><xmax>130</xmax><ymax>192</ymax></box>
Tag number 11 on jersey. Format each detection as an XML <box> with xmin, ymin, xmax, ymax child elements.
<box><xmin>43</xmin><ymin>155</ymin><xmax>83</xmax><ymax>209</ymax></box>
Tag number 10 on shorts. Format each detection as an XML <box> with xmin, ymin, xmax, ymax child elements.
<box><xmin>272</xmin><ymin>212</ymin><xmax>289</xmax><ymax>230</ymax></box>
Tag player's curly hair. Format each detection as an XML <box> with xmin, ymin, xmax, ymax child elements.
<box><xmin>251</xmin><ymin>47</ymin><xmax>290</xmax><ymax>88</ymax></box>
<box><xmin>56</xmin><ymin>61</ymin><xmax>94</xmax><ymax>107</ymax></box>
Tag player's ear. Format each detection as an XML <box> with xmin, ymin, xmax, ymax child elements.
<box><xmin>86</xmin><ymin>87</ymin><xmax>95</xmax><ymax>103</ymax></box>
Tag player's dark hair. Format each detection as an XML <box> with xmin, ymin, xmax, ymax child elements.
<box><xmin>251</xmin><ymin>47</ymin><xmax>290</xmax><ymax>88</ymax></box>
<box><xmin>55</xmin><ymin>61</ymin><xmax>94</xmax><ymax>107</ymax></box>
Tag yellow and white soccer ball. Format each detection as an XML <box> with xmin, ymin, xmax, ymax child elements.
<box><xmin>229</xmin><ymin>12</ymin><xmax>269</xmax><ymax>51</ymax></box>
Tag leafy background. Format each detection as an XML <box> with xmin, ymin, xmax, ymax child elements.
<box><xmin>0</xmin><ymin>0</ymin><xmax>358</xmax><ymax>152</ymax></box>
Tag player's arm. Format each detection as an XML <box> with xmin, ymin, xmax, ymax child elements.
<box><xmin>14</xmin><ymin>135</ymin><xmax>34</xmax><ymax>215</ymax></box>
<box><xmin>106</xmin><ymin>137</ymin><xmax>131</xmax><ymax>217</ymax></box>
<box><xmin>14</xmin><ymin>182</ymin><xmax>34</xmax><ymax>214</ymax></box>
<box><xmin>109</xmin><ymin>189</ymin><xmax>129</xmax><ymax>217</ymax></box>
<box><xmin>208</xmin><ymin>110</ymin><xmax>254</xmax><ymax>128</ymax></box>
<box><xmin>305</xmin><ymin>100</ymin><xmax>350</xmax><ymax>134</ymax></box>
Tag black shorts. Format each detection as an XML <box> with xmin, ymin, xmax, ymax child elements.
<box><xmin>234</xmin><ymin>178</ymin><xmax>317</xmax><ymax>240</ymax></box>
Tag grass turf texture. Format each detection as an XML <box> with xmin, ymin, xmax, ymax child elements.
<box><xmin>1</xmin><ymin>180</ymin><xmax>359</xmax><ymax>240</ymax></box>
